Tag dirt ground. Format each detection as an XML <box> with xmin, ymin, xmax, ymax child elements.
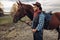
<box><xmin>0</xmin><ymin>21</ymin><xmax>58</xmax><ymax>40</ymax></box>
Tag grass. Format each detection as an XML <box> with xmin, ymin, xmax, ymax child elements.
<box><xmin>0</xmin><ymin>15</ymin><xmax>30</xmax><ymax>25</ymax></box>
<box><xmin>21</xmin><ymin>16</ymin><xmax>31</xmax><ymax>21</ymax></box>
<box><xmin>0</xmin><ymin>15</ymin><xmax>13</xmax><ymax>25</ymax></box>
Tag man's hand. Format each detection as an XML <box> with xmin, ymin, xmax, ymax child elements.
<box><xmin>32</xmin><ymin>29</ymin><xmax>37</xmax><ymax>33</ymax></box>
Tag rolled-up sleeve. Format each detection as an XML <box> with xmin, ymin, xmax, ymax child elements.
<box><xmin>36</xmin><ymin>13</ymin><xmax>45</xmax><ymax>31</ymax></box>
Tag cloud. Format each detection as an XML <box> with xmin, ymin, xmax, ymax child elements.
<box><xmin>0</xmin><ymin>0</ymin><xmax>60</xmax><ymax>13</ymax></box>
<box><xmin>0</xmin><ymin>0</ymin><xmax>36</xmax><ymax>2</ymax></box>
<box><xmin>0</xmin><ymin>1</ymin><xmax>15</xmax><ymax>12</ymax></box>
<box><xmin>20</xmin><ymin>0</ymin><xmax>36</xmax><ymax>2</ymax></box>
<box><xmin>37</xmin><ymin>0</ymin><xmax>60</xmax><ymax>12</ymax></box>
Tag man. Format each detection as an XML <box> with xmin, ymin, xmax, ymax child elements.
<box><xmin>32</xmin><ymin>2</ymin><xmax>45</xmax><ymax>40</ymax></box>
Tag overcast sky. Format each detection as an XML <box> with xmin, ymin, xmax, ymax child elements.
<box><xmin>0</xmin><ymin>0</ymin><xmax>60</xmax><ymax>13</ymax></box>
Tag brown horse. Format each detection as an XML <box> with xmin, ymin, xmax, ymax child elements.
<box><xmin>13</xmin><ymin>1</ymin><xmax>60</xmax><ymax>40</ymax></box>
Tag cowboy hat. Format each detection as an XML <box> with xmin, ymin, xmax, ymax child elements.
<box><xmin>33</xmin><ymin>2</ymin><xmax>41</xmax><ymax>7</ymax></box>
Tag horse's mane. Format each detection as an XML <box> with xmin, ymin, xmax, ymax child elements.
<box><xmin>21</xmin><ymin>4</ymin><xmax>33</xmax><ymax>10</ymax></box>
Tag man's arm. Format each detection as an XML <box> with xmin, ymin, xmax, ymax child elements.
<box><xmin>32</xmin><ymin>15</ymin><xmax>39</xmax><ymax>29</ymax></box>
<box><xmin>31</xmin><ymin>17</ymin><xmax>35</xmax><ymax>29</ymax></box>
<box><xmin>36</xmin><ymin>13</ymin><xmax>45</xmax><ymax>31</ymax></box>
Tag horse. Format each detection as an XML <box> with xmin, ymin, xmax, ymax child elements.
<box><xmin>13</xmin><ymin>1</ymin><xmax>60</xmax><ymax>40</ymax></box>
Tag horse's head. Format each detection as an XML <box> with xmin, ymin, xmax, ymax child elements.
<box><xmin>13</xmin><ymin>1</ymin><xmax>26</xmax><ymax>23</ymax></box>
<box><xmin>13</xmin><ymin>1</ymin><xmax>34</xmax><ymax>23</ymax></box>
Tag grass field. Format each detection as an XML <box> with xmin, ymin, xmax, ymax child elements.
<box><xmin>0</xmin><ymin>15</ymin><xmax>30</xmax><ymax>25</ymax></box>
<box><xmin>0</xmin><ymin>15</ymin><xmax>13</xmax><ymax>25</ymax></box>
<box><xmin>0</xmin><ymin>15</ymin><xmax>58</xmax><ymax>40</ymax></box>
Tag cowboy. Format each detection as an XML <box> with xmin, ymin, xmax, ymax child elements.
<box><xmin>32</xmin><ymin>2</ymin><xmax>45</xmax><ymax>40</ymax></box>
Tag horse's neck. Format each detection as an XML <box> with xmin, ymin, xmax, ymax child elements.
<box><xmin>21</xmin><ymin>4</ymin><xmax>34</xmax><ymax>20</ymax></box>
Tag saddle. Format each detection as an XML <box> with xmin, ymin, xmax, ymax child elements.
<box><xmin>43</xmin><ymin>12</ymin><xmax>52</xmax><ymax>29</ymax></box>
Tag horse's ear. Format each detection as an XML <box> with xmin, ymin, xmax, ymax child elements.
<box><xmin>16</xmin><ymin>1</ymin><xmax>19</xmax><ymax>5</ymax></box>
<box><xmin>19</xmin><ymin>0</ymin><xmax>21</xmax><ymax>4</ymax></box>
<box><xmin>18</xmin><ymin>0</ymin><xmax>22</xmax><ymax>5</ymax></box>
<box><xmin>16</xmin><ymin>0</ymin><xmax>22</xmax><ymax>5</ymax></box>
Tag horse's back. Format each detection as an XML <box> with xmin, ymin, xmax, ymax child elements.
<box><xmin>48</xmin><ymin>12</ymin><xmax>60</xmax><ymax>29</ymax></box>
<box><xmin>54</xmin><ymin>12</ymin><xmax>60</xmax><ymax>20</ymax></box>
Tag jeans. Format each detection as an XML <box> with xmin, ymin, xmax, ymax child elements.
<box><xmin>33</xmin><ymin>30</ymin><xmax>43</xmax><ymax>40</ymax></box>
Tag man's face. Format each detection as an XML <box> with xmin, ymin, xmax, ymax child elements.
<box><xmin>33</xmin><ymin>5</ymin><xmax>39</xmax><ymax>11</ymax></box>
